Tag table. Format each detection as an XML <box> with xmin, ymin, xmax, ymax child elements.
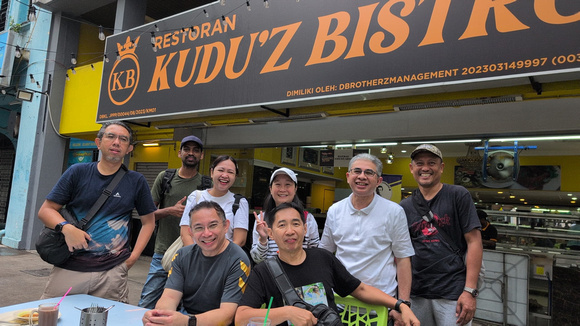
<box><xmin>0</xmin><ymin>294</ymin><xmax>147</xmax><ymax>325</ymax></box>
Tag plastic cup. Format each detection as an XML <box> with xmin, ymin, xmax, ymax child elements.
<box><xmin>247</xmin><ymin>317</ymin><xmax>271</xmax><ymax>326</ymax></box>
<box><xmin>37</xmin><ymin>303</ymin><xmax>59</xmax><ymax>326</ymax></box>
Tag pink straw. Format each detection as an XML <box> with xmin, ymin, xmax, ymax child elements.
<box><xmin>55</xmin><ymin>287</ymin><xmax>72</xmax><ymax>310</ymax></box>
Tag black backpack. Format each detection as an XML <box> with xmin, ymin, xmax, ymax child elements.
<box><xmin>159</xmin><ymin>169</ymin><xmax>212</xmax><ymax>203</ymax></box>
<box><xmin>160</xmin><ymin>169</ymin><xmax>244</xmax><ymax>214</ymax></box>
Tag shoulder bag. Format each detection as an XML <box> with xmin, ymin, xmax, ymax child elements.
<box><xmin>35</xmin><ymin>166</ymin><xmax>127</xmax><ymax>266</ymax></box>
<box><xmin>264</xmin><ymin>257</ymin><xmax>342</xmax><ymax>326</ymax></box>
<box><xmin>411</xmin><ymin>189</ymin><xmax>485</xmax><ymax>289</ymax></box>
<box><xmin>161</xmin><ymin>191</ymin><xmax>202</xmax><ymax>271</ymax></box>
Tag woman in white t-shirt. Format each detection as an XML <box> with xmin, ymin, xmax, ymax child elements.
<box><xmin>250</xmin><ymin>167</ymin><xmax>320</xmax><ymax>263</ymax></box>
<box><xmin>179</xmin><ymin>155</ymin><xmax>249</xmax><ymax>247</ymax></box>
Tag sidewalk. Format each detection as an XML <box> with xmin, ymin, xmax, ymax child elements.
<box><xmin>0</xmin><ymin>245</ymin><xmax>151</xmax><ymax>307</ymax></box>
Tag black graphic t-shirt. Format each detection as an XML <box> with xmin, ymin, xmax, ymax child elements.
<box><xmin>400</xmin><ymin>184</ymin><xmax>480</xmax><ymax>300</ymax></box>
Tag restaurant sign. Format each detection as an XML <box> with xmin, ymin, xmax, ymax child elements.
<box><xmin>97</xmin><ymin>0</ymin><xmax>580</xmax><ymax>122</ymax></box>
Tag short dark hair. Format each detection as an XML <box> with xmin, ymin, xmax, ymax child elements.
<box><xmin>189</xmin><ymin>201</ymin><xmax>226</xmax><ymax>226</ymax></box>
<box><xmin>210</xmin><ymin>155</ymin><xmax>239</xmax><ymax>175</ymax></box>
<box><xmin>265</xmin><ymin>201</ymin><xmax>305</xmax><ymax>228</ymax></box>
<box><xmin>97</xmin><ymin>121</ymin><xmax>134</xmax><ymax>144</ymax></box>
<box><xmin>477</xmin><ymin>209</ymin><xmax>488</xmax><ymax>220</ymax></box>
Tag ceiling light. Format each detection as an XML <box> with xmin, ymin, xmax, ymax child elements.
<box><xmin>497</xmin><ymin>191</ymin><xmax>503</xmax><ymax>194</ymax></box>
<box><xmin>572</xmin><ymin>197</ymin><xmax>578</xmax><ymax>201</ymax></box>
<box><xmin>381</xmin><ymin>146</ymin><xmax>387</xmax><ymax>154</ymax></box>
<box><xmin>519</xmin><ymin>198</ymin><xmax>525</xmax><ymax>201</ymax></box>
<box><xmin>143</xmin><ymin>143</ymin><xmax>159</xmax><ymax>147</ymax></box>
<box><xmin>490</xmin><ymin>135</ymin><xmax>580</xmax><ymax>142</ymax></box>
<box><xmin>402</xmin><ymin>139</ymin><xmax>481</xmax><ymax>145</ymax></box>
<box><xmin>355</xmin><ymin>142</ymin><xmax>397</xmax><ymax>147</ymax></box>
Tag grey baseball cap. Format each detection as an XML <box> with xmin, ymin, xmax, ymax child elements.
<box><xmin>410</xmin><ymin>144</ymin><xmax>443</xmax><ymax>160</ymax></box>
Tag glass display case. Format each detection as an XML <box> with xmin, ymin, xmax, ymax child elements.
<box><xmin>484</xmin><ymin>210</ymin><xmax>580</xmax><ymax>253</ymax></box>
<box><xmin>481</xmin><ymin>210</ymin><xmax>580</xmax><ymax>326</ymax></box>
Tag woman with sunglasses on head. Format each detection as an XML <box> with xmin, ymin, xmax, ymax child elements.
<box><xmin>250</xmin><ymin>167</ymin><xmax>320</xmax><ymax>263</ymax></box>
<box><xmin>179</xmin><ymin>155</ymin><xmax>249</xmax><ymax>247</ymax></box>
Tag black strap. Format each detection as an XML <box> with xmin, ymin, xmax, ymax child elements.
<box><xmin>264</xmin><ymin>257</ymin><xmax>305</xmax><ymax>306</ymax></box>
<box><xmin>197</xmin><ymin>175</ymin><xmax>213</xmax><ymax>190</ymax></box>
<box><xmin>232</xmin><ymin>194</ymin><xmax>244</xmax><ymax>215</ymax></box>
<box><xmin>411</xmin><ymin>189</ymin><xmax>460</xmax><ymax>254</ymax></box>
<box><xmin>161</xmin><ymin>169</ymin><xmax>177</xmax><ymax>194</ymax></box>
<box><xmin>78</xmin><ymin>165</ymin><xmax>127</xmax><ymax>229</ymax></box>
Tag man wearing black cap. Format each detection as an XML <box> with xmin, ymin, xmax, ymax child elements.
<box><xmin>477</xmin><ymin>210</ymin><xmax>498</xmax><ymax>250</ymax></box>
<box><xmin>139</xmin><ymin>135</ymin><xmax>206</xmax><ymax>308</ymax></box>
<box><xmin>399</xmin><ymin>144</ymin><xmax>482</xmax><ymax>326</ymax></box>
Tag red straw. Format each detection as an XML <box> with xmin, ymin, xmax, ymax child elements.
<box><xmin>55</xmin><ymin>287</ymin><xmax>72</xmax><ymax>310</ymax></box>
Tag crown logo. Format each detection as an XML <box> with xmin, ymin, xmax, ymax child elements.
<box><xmin>116</xmin><ymin>36</ymin><xmax>140</xmax><ymax>57</ymax></box>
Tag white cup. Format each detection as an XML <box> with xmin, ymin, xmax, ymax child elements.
<box><xmin>247</xmin><ymin>317</ymin><xmax>271</xmax><ymax>326</ymax></box>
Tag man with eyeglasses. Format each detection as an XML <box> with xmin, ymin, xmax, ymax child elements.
<box><xmin>320</xmin><ymin>153</ymin><xmax>415</xmax><ymax>325</ymax></box>
<box><xmin>142</xmin><ymin>201</ymin><xmax>251</xmax><ymax>326</ymax></box>
<box><xmin>139</xmin><ymin>135</ymin><xmax>207</xmax><ymax>309</ymax></box>
<box><xmin>38</xmin><ymin>121</ymin><xmax>157</xmax><ymax>302</ymax></box>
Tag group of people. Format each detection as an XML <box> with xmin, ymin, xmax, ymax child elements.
<box><xmin>37</xmin><ymin>120</ymin><xmax>485</xmax><ymax>326</ymax></box>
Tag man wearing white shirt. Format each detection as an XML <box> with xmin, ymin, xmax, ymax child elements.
<box><xmin>320</xmin><ymin>153</ymin><xmax>415</xmax><ymax>325</ymax></box>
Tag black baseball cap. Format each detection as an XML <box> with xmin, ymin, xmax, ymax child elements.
<box><xmin>180</xmin><ymin>135</ymin><xmax>203</xmax><ymax>150</ymax></box>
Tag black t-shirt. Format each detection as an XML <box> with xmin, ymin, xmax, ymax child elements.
<box><xmin>239</xmin><ymin>248</ymin><xmax>361</xmax><ymax>326</ymax></box>
<box><xmin>400</xmin><ymin>184</ymin><xmax>480</xmax><ymax>300</ymax></box>
<box><xmin>481</xmin><ymin>222</ymin><xmax>498</xmax><ymax>241</ymax></box>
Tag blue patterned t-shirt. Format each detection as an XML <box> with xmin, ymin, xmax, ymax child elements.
<box><xmin>46</xmin><ymin>162</ymin><xmax>157</xmax><ymax>272</ymax></box>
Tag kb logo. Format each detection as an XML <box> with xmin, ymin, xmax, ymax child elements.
<box><xmin>108</xmin><ymin>36</ymin><xmax>140</xmax><ymax>105</ymax></box>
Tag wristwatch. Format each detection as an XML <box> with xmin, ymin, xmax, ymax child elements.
<box><xmin>394</xmin><ymin>299</ymin><xmax>411</xmax><ymax>313</ymax></box>
<box><xmin>188</xmin><ymin>314</ymin><xmax>197</xmax><ymax>326</ymax></box>
<box><xmin>464</xmin><ymin>286</ymin><xmax>479</xmax><ymax>298</ymax></box>
<box><xmin>54</xmin><ymin>221</ymin><xmax>70</xmax><ymax>233</ymax></box>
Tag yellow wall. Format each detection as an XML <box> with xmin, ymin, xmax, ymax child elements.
<box><xmin>60</xmin><ymin>62</ymin><xmax>103</xmax><ymax>136</ymax></box>
<box><xmin>311</xmin><ymin>183</ymin><xmax>335</xmax><ymax>213</ymax></box>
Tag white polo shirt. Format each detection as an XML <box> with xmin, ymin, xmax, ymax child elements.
<box><xmin>320</xmin><ymin>193</ymin><xmax>414</xmax><ymax>296</ymax></box>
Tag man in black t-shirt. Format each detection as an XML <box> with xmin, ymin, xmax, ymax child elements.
<box><xmin>400</xmin><ymin>144</ymin><xmax>482</xmax><ymax>326</ymax></box>
<box><xmin>478</xmin><ymin>210</ymin><xmax>498</xmax><ymax>250</ymax></box>
<box><xmin>235</xmin><ymin>202</ymin><xmax>420</xmax><ymax>326</ymax></box>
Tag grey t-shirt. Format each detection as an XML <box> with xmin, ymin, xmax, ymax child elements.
<box><xmin>166</xmin><ymin>242</ymin><xmax>251</xmax><ymax>314</ymax></box>
<box><xmin>151</xmin><ymin>170</ymin><xmax>202</xmax><ymax>254</ymax></box>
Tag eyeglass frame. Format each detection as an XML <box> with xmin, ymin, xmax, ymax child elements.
<box><xmin>191</xmin><ymin>220</ymin><xmax>226</xmax><ymax>234</ymax></box>
<box><xmin>101</xmin><ymin>132</ymin><xmax>131</xmax><ymax>144</ymax></box>
<box><xmin>348</xmin><ymin>168</ymin><xmax>379</xmax><ymax>177</ymax></box>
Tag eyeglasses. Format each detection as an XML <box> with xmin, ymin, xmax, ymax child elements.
<box><xmin>349</xmin><ymin>168</ymin><xmax>378</xmax><ymax>177</ymax></box>
<box><xmin>103</xmin><ymin>132</ymin><xmax>130</xmax><ymax>144</ymax></box>
<box><xmin>192</xmin><ymin>222</ymin><xmax>222</xmax><ymax>234</ymax></box>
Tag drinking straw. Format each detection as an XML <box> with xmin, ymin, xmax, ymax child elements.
<box><xmin>55</xmin><ymin>287</ymin><xmax>72</xmax><ymax>309</ymax></box>
<box><xmin>264</xmin><ymin>296</ymin><xmax>273</xmax><ymax>326</ymax></box>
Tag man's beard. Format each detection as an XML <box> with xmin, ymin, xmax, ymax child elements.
<box><xmin>183</xmin><ymin>159</ymin><xmax>200</xmax><ymax>169</ymax></box>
